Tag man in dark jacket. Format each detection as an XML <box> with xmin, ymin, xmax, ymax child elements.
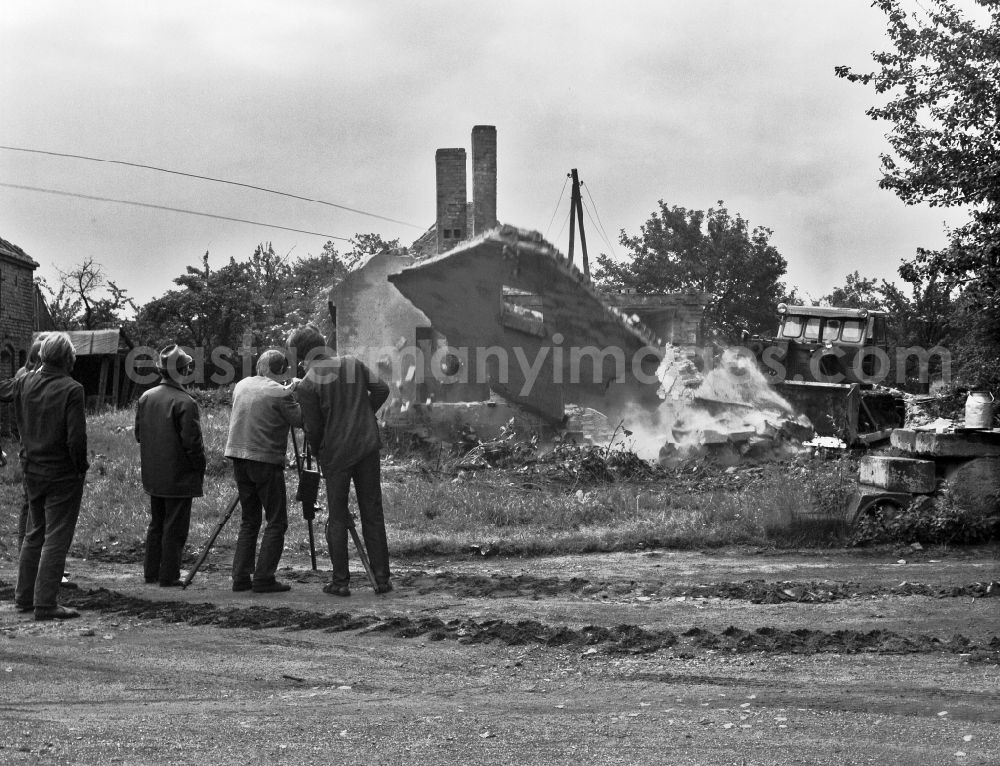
<box><xmin>12</xmin><ymin>332</ymin><xmax>88</xmax><ymax>621</ymax></box>
<box><xmin>287</xmin><ymin>324</ymin><xmax>392</xmax><ymax>597</ymax></box>
<box><xmin>135</xmin><ymin>344</ymin><xmax>205</xmax><ymax>587</ymax></box>
<box><xmin>224</xmin><ymin>349</ymin><xmax>302</xmax><ymax>593</ymax></box>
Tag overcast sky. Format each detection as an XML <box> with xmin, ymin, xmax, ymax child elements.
<box><xmin>1</xmin><ymin>1</ymin><xmax>964</xmax><ymax>308</ymax></box>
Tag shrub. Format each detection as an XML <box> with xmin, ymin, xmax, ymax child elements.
<box><xmin>852</xmin><ymin>495</ymin><xmax>1000</xmax><ymax>546</ymax></box>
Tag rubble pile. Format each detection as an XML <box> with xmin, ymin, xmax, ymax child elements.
<box><xmin>449</xmin><ymin>418</ymin><xmax>660</xmax><ymax>484</ymax></box>
<box><xmin>651</xmin><ymin>347</ymin><xmax>814</xmax><ymax>468</ymax></box>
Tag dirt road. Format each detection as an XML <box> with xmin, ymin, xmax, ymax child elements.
<box><xmin>1</xmin><ymin>545</ymin><xmax>997</xmax><ymax>765</ymax></box>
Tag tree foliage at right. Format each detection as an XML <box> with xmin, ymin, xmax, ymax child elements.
<box><xmin>594</xmin><ymin>201</ymin><xmax>792</xmax><ymax>341</ymax></box>
<box><xmin>836</xmin><ymin>0</ymin><xmax>1000</xmax><ymax>390</ymax></box>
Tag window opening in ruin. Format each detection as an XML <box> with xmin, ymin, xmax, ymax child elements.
<box><xmin>781</xmin><ymin>316</ymin><xmax>804</xmax><ymax>338</ymax></box>
<box><xmin>840</xmin><ymin>320</ymin><xmax>863</xmax><ymax>343</ymax></box>
<box><xmin>803</xmin><ymin>317</ymin><xmax>821</xmax><ymax>340</ymax></box>
<box><xmin>501</xmin><ymin>286</ymin><xmax>545</xmax><ymax>337</ymax></box>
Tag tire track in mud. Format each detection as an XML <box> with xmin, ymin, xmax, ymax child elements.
<box><xmin>365</xmin><ymin>569</ymin><xmax>1000</xmax><ymax>603</ymax></box>
<box><xmin>2</xmin><ymin>580</ymin><xmax>997</xmax><ymax>662</ymax></box>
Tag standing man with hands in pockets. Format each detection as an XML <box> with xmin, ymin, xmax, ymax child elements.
<box><xmin>286</xmin><ymin>324</ymin><xmax>393</xmax><ymax>597</ymax></box>
<box><xmin>12</xmin><ymin>332</ymin><xmax>88</xmax><ymax>621</ymax></box>
<box><xmin>135</xmin><ymin>344</ymin><xmax>205</xmax><ymax>588</ymax></box>
<box><xmin>224</xmin><ymin>349</ymin><xmax>302</xmax><ymax>593</ymax></box>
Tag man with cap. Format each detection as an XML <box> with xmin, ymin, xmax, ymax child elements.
<box><xmin>135</xmin><ymin>344</ymin><xmax>205</xmax><ymax>587</ymax></box>
<box><xmin>224</xmin><ymin>349</ymin><xmax>302</xmax><ymax>593</ymax></box>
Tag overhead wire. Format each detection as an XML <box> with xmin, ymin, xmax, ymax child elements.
<box><xmin>581</xmin><ymin>181</ymin><xmax>618</xmax><ymax>259</ymax></box>
<box><xmin>554</xmin><ymin>205</ymin><xmax>572</xmax><ymax>248</ymax></box>
<box><xmin>0</xmin><ymin>144</ymin><xmax>423</xmax><ymax>229</ymax></box>
<box><xmin>543</xmin><ymin>175</ymin><xmax>570</xmax><ymax>240</ymax></box>
<box><xmin>0</xmin><ymin>182</ymin><xmax>350</xmax><ymax>240</ymax></box>
<box><xmin>580</xmin><ymin>193</ymin><xmax>616</xmax><ymax>257</ymax></box>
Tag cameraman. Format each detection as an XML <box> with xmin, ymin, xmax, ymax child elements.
<box><xmin>224</xmin><ymin>349</ymin><xmax>302</xmax><ymax>593</ymax></box>
<box><xmin>286</xmin><ymin>324</ymin><xmax>392</xmax><ymax>597</ymax></box>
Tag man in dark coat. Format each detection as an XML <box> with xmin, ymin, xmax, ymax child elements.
<box><xmin>287</xmin><ymin>324</ymin><xmax>392</xmax><ymax>597</ymax></box>
<box><xmin>135</xmin><ymin>344</ymin><xmax>205</xmax><ymax>587</ymax></box>
<box><xmin>12</xmin><ymin>332</ymin><xmax>88</xmax><ymax>621</ymax></box>
<box><xmin>0</xmin><ymin>333</ymin><xmax>47</xmax><ymax>550</ymax></box>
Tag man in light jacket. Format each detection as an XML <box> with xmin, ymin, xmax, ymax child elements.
<box><xmin>286</xmin><ymin>324</ymin><xmax>392</xmax><ymax>597</ymax></box>
<box><xmin>135</xmin><ymin>344</ymin><xmax>205</xmax><ymax>587</ymax></box>
<box><xmin>224</xmin><ymin>349</ymin><xmax>302</xmax><ymax>593</ymax></box>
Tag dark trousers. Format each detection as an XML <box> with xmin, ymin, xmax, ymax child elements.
<box><xmin>231</xmin><ymin>459</ymin><xmax>288</xmax><ymax>586</ymax></box>
<box><xmin>16</xmin><ymin>474</ymin><xmax>84</xmax><ymax>610</ymax></box>
<box><xmin>144</xmin><ymin>496</ymin><xmax>192</xmax><ymax>584</ymax></box>
<box><xmin>324</xmin><ymin>449</ymin><xmax>390</xmax><ymax>589</ymax></box>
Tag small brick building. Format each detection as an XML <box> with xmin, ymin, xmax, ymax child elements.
<box><xmin>1</xmin><ymin>236</ymin><xmax>55</xmax><ymax>432</ymax></box>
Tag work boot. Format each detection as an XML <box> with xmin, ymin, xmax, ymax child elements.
<box><xmin>374</xmin><ymin>581</ymin><xmax>393</xmax><ymax>595</ymax></box>
<box><xmin>232</xmin><ymin>580</ymin><xmax>252</xmax><ymax>592</ymax></box>
<box><xmin>322</xmin><ymin>583</ymin><xmax>350</xmax><ymax>597</ymax></box>
<box><xmin>34</xmin><ymin>606</ymin><xmax>80</xmax><ymax>621</ymax></box>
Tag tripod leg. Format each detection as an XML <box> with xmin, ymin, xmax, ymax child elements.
<box><xmin>345</xmin><ymin>514</ymin><xmax>379</xmax><ymax>592</ymax></box>
<box><xmin>307</xmin><ymin>518</ymin><xmax>317</xmax><ymax>570</ymax></box>
<box><xmin>182</xmin><ymin>493</ymin><xmax>240</xmax><ymax>589</ymax></box>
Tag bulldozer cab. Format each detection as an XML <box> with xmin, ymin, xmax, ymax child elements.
<box><xmin>777</xmin><ymin>306</ymin><xmax>887</xmax><ymax>352</ymax></box>
<box><xmin>750</xmin><ymin>304</ymin><xmax>903</xmax><ymax>445</ymax></box>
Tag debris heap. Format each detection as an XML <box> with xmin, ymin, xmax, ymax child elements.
<box><xmin>652</xmin><ymin>347</ymin><xmax>814</xmax><ymax>467</ymax></box>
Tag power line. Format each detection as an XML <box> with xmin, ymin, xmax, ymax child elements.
<box><xmin>0</xmin><ymin>144</ymin><xmax>423</xmax><ymax>230</ymax></box>
<box><xmin>581</xmin><ymin>181</ymin><xmax>618</xmax><ymax>259</ymax></box>
<box><xmin>544</xmin><ymin>175</ymin><xmax>570</xmax><ymax>241</ymax></box>
<box><xmin>0</xmin><ymin>182</ymin><xmax>351</xmax><ymax>240</ymax></box>
<box><xmin>580</xmin><ymin>193</ymin><xmax>618</xmax><ymax>257</ymax></box>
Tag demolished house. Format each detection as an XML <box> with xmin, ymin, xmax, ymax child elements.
<box><xmin>328</xmin><ymin>125</ymin><xmax>712</xmax><ymax>440</ymax></box>
<box><xmin>329</xmin><ymin>125</ymin><xmax>813</xmax><ymax>459</ymax></box>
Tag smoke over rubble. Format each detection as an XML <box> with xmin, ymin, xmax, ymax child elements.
<box><xmin>616</xmin><ymin>346</ymin><xmax>814</xmax><ymax>466</ymax></box>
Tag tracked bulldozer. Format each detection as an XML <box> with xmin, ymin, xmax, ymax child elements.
<box><xmin>747</xmin><ymin>304</ymin><xmax>905</xmax><ymax>445</ymax></box>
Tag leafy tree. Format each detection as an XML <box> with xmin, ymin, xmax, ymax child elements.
<box><xmin>836</xmin><ymin>0</ymin><xmax>1000</xmax><ymax>389</ymax></box>
<box><xmin>40</xmin><ymin>258</ymin><xmax>136</xmax><ymax>330</ymax></box>
<box><xmin>819</xmin><ymin>271</ymin><xmax>888</xmax><ymax>310</ymax></box>
<box><xmin>594</xmin><ymin>201</ymin><xmax>791</xmax><ymax>340</ymax></box>
<box><xmin>132</xmin><ymin>234</ymin><xmax>399</xmax><ymax>375</ymax></box>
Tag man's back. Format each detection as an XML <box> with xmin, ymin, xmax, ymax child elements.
<box><xmin>14</xmin><ymin>364</ymin><xmax>87</xmax><ymax>478</ymax></box>
<box><xmin>295</xmin><ymin>356</ymin><xmax>389</xmax><ymax>475</ymax></box>
<box><xmin>135</xmin><ymin>380</ymin><xmax>205</xmax><ymax>497</ymax></box>
<box><xmin>225</xmin><ymin>374</ymin><xmax>302</xmax><ymax>464</ymax></box>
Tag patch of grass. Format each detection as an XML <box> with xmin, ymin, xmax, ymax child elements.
<box><xmin>0</xmin><ymin>406</ymin><xmax>862</xmax><ymax>564</ymax></box>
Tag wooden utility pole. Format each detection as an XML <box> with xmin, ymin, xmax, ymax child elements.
<box><xmin>567</xmin><ymin>168</ymin><xmax>590</xmax><ymax>279</ymax></box>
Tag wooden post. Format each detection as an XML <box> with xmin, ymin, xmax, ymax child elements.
<box><xmin>568</xmin><ymin>168</ymin><xmax>590</xmax><ymax>279</ymax></box>
<box><xmin>573</xmin><ymin>170</ymin><xmax>590</xmax><ymax>280</ymax></box>
<box><xmin>568</xmin><ymin>169</ymin><xmax>578</xmax><ymax>266</ymax></box>
<box><xmin>111</xmin><ymin>353</ymin><xmax>122</xmax><ymax>408</ymax></box>
<box><xmin>97</xmin><ymin>356</ymin><xmax>110</xmax><ymax>410</ymax></box>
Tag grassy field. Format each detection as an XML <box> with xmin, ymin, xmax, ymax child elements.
<box><xmin>0</xmin><ymin>404</ymin><xmax>859</xmax><ymax>563</ymax></box>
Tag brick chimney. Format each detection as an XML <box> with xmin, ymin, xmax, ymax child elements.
<box><xmin>471</xmin><ymin>125</ymin><xmax>497</xmax><ymax>236</ymax></box>
<box><xmin>435</xmin><ymin>148</ymin><xmax>467</xmax><ymax>253</ymax></box>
